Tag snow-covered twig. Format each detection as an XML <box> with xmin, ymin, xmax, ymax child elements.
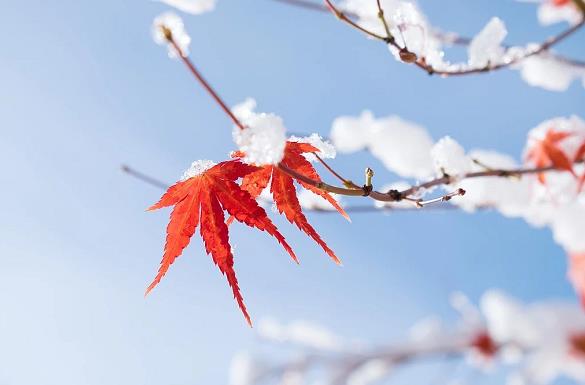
<box><xmin>271</xmin><ymin>0</ymin><xmax>585</xmax><ymax>79</ymax></box>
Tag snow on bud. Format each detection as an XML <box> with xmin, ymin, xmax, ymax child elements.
<box><xmin>181</xmin><ymin>159</ymin><xmax>216</xmax><ymax>180</ymax></box>
<box><xmin>159</xmin><ymin>0</ymin><xmax>217</xmax><ymax>15</ymax></box>
<box><xmin>537</xmin><ymin>0</ymin><xmax>583</xmax><ymax>26</ymax></box>
<box><xmin>152</xmin><ymin>12</ymin><xmax>191</xmax><ymax>58</ymax></box>
<box><xmin>468</xmin><ymin>17</ymin><xmax>507</xmax><ymax>68</ymax></box>
<box><xmin>519</xmin><ymin>54</ymin><xmax>585</xmax><ymax>92</ymax></box>
<box><xmin>431</xmin><ymin>136</ymin><xmax>471</xmax><ymax>176</ymax></box>
<box><xmin>232</xmin><ymin>98</ymin><xmax>287</xmax><ymax>165</ymax></box>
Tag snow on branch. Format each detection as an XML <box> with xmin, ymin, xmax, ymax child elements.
<box><xmin>228</xmin><ymin>291</ymin><xmax>585</xmax><ymax>385</ymax></box>
<box><xmin>143</xmin><ymin>7</ymin><xmax>585</xmax><ymax>323</ymax></box>
<box><xmin>273</xmin><ymin>0</ymin><xmax>585</xmax><ymax>91</ymax></box>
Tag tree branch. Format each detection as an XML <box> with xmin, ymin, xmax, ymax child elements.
<box><xmin>240</xmin><ymin>331</ymin><xmax>487</xmax><ymax>385</ymax></box>
<box><xmin>158</xmin><ymin>25</ymin><xmax>583</xmax><ymax>208</ymax></box>
<box><xmin>270</xmin><ymin>0</ymin><xmax>585</xmax><ymax>74</ymax></box>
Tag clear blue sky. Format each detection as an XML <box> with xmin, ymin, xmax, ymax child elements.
<box><xmin>0</xmin><ymin>0</ymin><xmax>584</xmax><ymax>384</ymax></box>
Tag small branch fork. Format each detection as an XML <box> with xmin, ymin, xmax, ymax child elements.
<box><xmin>275</xmin><ymin>0</ymin><xmax>585</xmax><ymax>75</ymax></box>
<box><xmin>159</xmin><ymin>28</ymin><xmax>583</xmax><ymax>208</ymax></box>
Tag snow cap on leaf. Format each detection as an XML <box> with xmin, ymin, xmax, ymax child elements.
<box><xmin>232</xmin><ymin>98</ymin><xmax>287</xmax><ymax>166</ymax></box>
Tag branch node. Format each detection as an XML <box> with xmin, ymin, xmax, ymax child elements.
<box><xmin>399</xmin><ymin>48</ymin><xmax>418</xmax><ymax>63</ymax></box>
<box><xmin>387</xmin><ymin>189</ymin><xmax>402</xmax><ymax>201</ymax></box>
<box><xmin>161</xmin><ymin>25</ymin><xmax>173</xmax><ymax>41</ymax></box>
<box><xmin>362</xmin><ymin>185</ymin><xmax>373</xmax><ymax>196</ymax></box>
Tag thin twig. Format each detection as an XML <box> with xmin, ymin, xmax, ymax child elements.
<box><xmin>121</xmin><ymin>165</ymin><xmax>168</xmax><ymax>189</ymax></box>
<box><xmin>376</xmin><ymin>0</ymin><xmax>393</xmax><ymax>41</ymax></box>
<box><xmin>168</xmin><ymin>38</ymin><xmax>246</xmax><ymax>130</ymax></box>
<box><xmin>415</xmin><ymin>188</ymin><xmax>466</xmax><ymax>208</ymax></box>
<box><xmin>323</xmin><ymin>0</ymin><xmax>387</xmax><ymax>40</ymax></box>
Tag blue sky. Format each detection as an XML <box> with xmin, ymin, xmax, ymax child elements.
<box><xmin>0</xmin><ymin>0</ymin><xmax>584</xmax><ymax>384</ymax></box>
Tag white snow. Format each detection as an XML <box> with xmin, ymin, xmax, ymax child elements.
<box><xmin>347</xmin><ymin>359</ymin><xmax>392</xmax><ymax>385</ymax></box>
<box><xmin>330</xmin><ymin>111</ymin><xmax>376</xmax><ymax>153</ymax></box>
<box><xmin>431</xmin><ymin>136</ymin><xmax>471</xmax><ymax>177</ymax></box>
<box><xmin>481</xmin><ymin>290</ymin><xmax>585</xmax><ymax>385</ymax></box>
<box><xmin>519</xmin><ymin>54</ymin><xmax>585</xmax><ymax>92</ymax></box>
<box><xmin>152</xmin><ymin>12</ymin><xmax>191</xmax><ymax>58</ymax></box>
<box><xmin>331</xmin><ymin>111</ymin><xmax>434</xmax><ymax>179</ymax></box>
<box><xmin>538</xmin><ymin>0</ymin><xmax>583</xmax><ymax>26</ymax></box>
<box><xmin>368</xmin><ymin>115</ymin><xmax>435</xmax><ymax>179</ymax></box>
<box><xmin>232</xmin><ymin>98</ymin><xmax>287</xmax><ymax>165</ymax></box>
<box><xmin>289</xmin><ymin>133</ymin><xmax>336</xmax><ymax>162</ymax></box>
<box><xmin>468</xmin><ymin>17</ymin><xmax>508</xmax><ymax>68</ymax></box>
<box><xmin>180</xmin><ymin>159</ymin><xmax>216</xmax><ymax>180</ymax></box>
<box><xmin>228</xmin><ymin>352</ymin><xmax>259</xmax><ymax>385</ymax></box>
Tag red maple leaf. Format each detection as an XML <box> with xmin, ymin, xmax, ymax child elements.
<box><xmin>569</xmin><ymin>252</ymin><xmax>585</xmax><ymax>308</ymax></box>
<box><xmin>526</xmin><ymin>129</ymin><xmax>576</xmax><ymax>184</ymax></box>
<box><xmin>232</xmin><ymin>141</ymin><xmax>349</xmax><ymax>264</ymax></box>
<box><xmin>146</xmin><ymin>160</ymin><xmax>298</xmax><ymax>325</ymax></box>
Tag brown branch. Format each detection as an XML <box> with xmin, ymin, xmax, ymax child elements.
<box><xmin>121</xmin><ymin>164</ymin><xmax>481</xmax><ymax>213</ymax></box>
<box><xmin>158</xmin><ymin>24</ymin><xmax>582</xmax><ymax>207</ymax></box>
<box><xmin>121</xmin><ymin>165</ymin><xmax>168</xmax><ymax>190</ymax></box>
<box><xmin>271</xmin><ymin>0</ymin><xmax>585</xmax><ymax>74</ymax></box>
<box><xmin>434</xmin><ymin>30</ymin><xmax>585</xmax><ymax>68</ymax></box>
<box><xmin>427</xmin><ymin>18</ymin><xmax>585</xmax><ymax>77</ymax></box>
<box><xmin>166</xmin><ymin>35</ymin><xmax>246</xmax><ymax>130</ymax></box>
<box><xmin>323</xmin><ymin>0</ymin><xmax>387</xmax><ymax>40</ymax></box>
<box><xmin>415</xmin><ymin>188</ymin><xmax>466</xmax><ymax>208</ymax></box>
